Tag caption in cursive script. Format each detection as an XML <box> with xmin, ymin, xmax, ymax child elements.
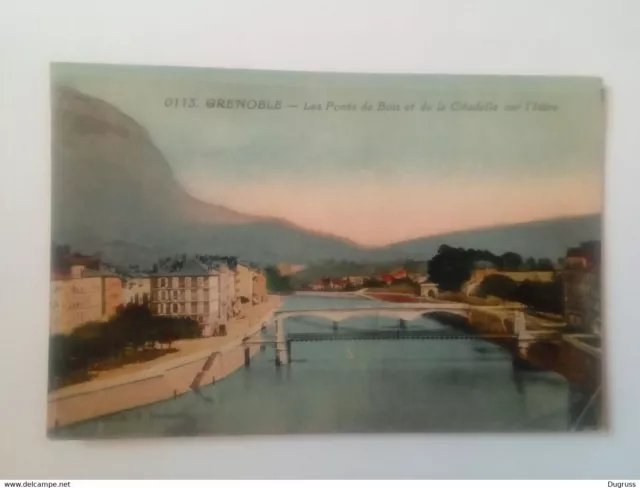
<box><xmin>164</xmin><ymin>98</ymin><xmax>559</xmax><ymax>112</ymax></box>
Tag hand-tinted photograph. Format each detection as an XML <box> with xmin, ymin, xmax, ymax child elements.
<box><xmin>48</xmin><ymin>64</ymin><xmax>605</xmax><ymax>437</ymax></box>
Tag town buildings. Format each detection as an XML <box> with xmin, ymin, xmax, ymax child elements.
<box><xmin>148</xmin><ymin>257</ymin><xmax>269</xmax><ymax>334</ymax></box>
<box><xmin>253</xmin><ymin>272</ymin><xmax>268</xmax><ymax>303</ymax></box>
<box><xmin>213</xmin><ymin>261</ymin><xmax>236</xmax><ymax>321</ymax></box>
<box><xmin>345</xmin><ymin>276</ymin><xmax>365</xmax><ymax>287</ymax></box>
<box><xmin>560</xmin><ymin>243</ymin><xmax>601</xmax><ymax>335</ymax></box>
<box><xmin>50</xmin><ymin>250</ymin><xmax>270</xmax><ymax>336</ymax></box>
<box><xmin>390</xmin><ymin>269</ymin><xmax>408</xmax><ymax>280</ymax></box>
<box><xmin>310</xmin><ymin>280</ymin><xmax>324</xmax><ymax>291</ymax></box>
<box><xmin>234</xmin><ymin>262</ymin><xmax>254</xmax><ymax>305</ymax></box>
<box><xmin>50</xmin><ymin>264</ymin><xmax>123</xmax><ymax>334</ymax></box>
<box><xmin>150</xmin><ymin>259</ymin><xmax>223</xmax><ymax>337</ymax></box>
<box><xmin>378</xmin><ymin>274</ymin><xmax>394</xmax><ymax>285</ymax></box>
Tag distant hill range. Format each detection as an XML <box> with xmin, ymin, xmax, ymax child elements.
<box><xmin>51</xmin><ymin>86</ymin><xmax>602</xmax><ymax>268</ymax></box>
<box><xmin>370</xmin><ymin>214</ymin><xmax>601</xmax><ymax>262</ymax></box>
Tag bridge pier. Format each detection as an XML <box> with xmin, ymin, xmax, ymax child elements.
<box><xmin>244</xmin><ymin>346</ymin><xmax>251</xmax><ymax>367</ymax></box>
<box><xmin>275</xmin><ymin>317</ymin><xmax>287</xmax><ymax>367</ymax></box>
<box><xmin>398</xmin><ymin>319</ymin><xmax>407</xmax><ymax>329</ymax></box>
<box><xmin>286</xmin><ymin>339</ymin><xmax>292</xmax><ymax>363</ymax></box>
<box><xmin>332</xmin><ymin>321</ymin><xmax>339</xmax><ymax>332</ymax></box>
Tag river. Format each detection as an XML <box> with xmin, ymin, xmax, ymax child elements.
<box><xmin>56</xmin><ymin>296</ymin><xmax>579</xmax><ymax>437</ymax></box>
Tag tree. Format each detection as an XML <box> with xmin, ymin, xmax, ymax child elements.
<box><xmin>155</xmin><ymin>317</ymin><xmax>181</xmax><ymax>349</ymax></box>
<box><xmin>524</xmin><ymin>257</ymin><xmax>537</xmax><ymax>270</ymax></box>
<box><xmin>477</xmin><ymin>274</ymin><xmax>518</xmax><ymax>301</ymax></box>
<box><xmin>500</xmin><ymin>252</ymin><xmax>523</xmax><ymax>271</ymax></box>
<box><xmin>49</xmin><ymin>334</ymin><xmax>73</xmax><ymax>390</ymax></box>
<box><xmin>427</xmin><ymin>245</ymin><xmax>473</xmax><ymax>292</ymax></box>
<box><xmin>363</xmin><ymin>277</ymin><xmax>384</xmax><ymax>288</ymax></box>
<box><xmin>514</xmin><ymin>278</ymin><xmax>563</xmax><ymax>314</ymax></box>
<box><xmin>536</xmin><ymin>258</ymin><xmax>555</xmax><ymax>271</ymax></box>
<box><xmin>575</xmin><ymin>240</ymin><xmax>601</xmax><ymax>266</ymax></box>
<box><xmin>49</xmin><ymin>301</ymin><xmax>204</xmax><ymax>390</ymax></box>
<box><xmin>113</xmin><ymin>302</ymin><xmax>155</xmax><ymax>350</ymax></box>
<box><xmin>264</xmin><ymin>266</ymin><xmax>292</xmax><ymax>292</ymax></box>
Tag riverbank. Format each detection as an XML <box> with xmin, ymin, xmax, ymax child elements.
<box><xmin>412</xmin><ymin>304</ymin><xmax>602</xmax><ymax>397</ymax></box>
<box><xmin>293</xmin><ymin>290</ymin><xmax>366</xmax><ymax>299</ymax></box>
<box><xmin>48</xmin><ymin>295</ymin><xmax>283</xmax><ymax>430</ymax></box>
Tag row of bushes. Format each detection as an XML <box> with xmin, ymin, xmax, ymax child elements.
<box><xmin>49</xmin><ymin>302</ymin><xmax>202</xmax><ymax>390</ymax></box>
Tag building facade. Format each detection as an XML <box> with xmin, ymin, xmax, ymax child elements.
<box><xmin>561</xmin><ymin>245</ymin><xmax>601</xmax><ymax>335</ymax></box>
<box><xmin>253</xmin><ymin>272</ymin><xmax>268</xmax><ymax>304</ymax></box>
<box><xmin>234</xmin><ymin>263</ymin><xmax>254</xmax><ymax>303</ymax></box>
<box><xmin>85</xmin><ymin>269</ymin><xmax>123</xmax><ymax>318</ymax></box>
<box><xmin>215</xmin><ymin>262</ymin><xmax>236</xmax><ymax>321</ymax></box>
<box><xmin>50</xmin><ymin>265</ymin><xmax>123</xmax><ymax>335</ymax></box>
<box><xmin>346</xmin><ymin>276</ymin><xmax>364</xmax><ymax>287</ymax></box>
<box><xmin>150</xmin><ymin>259</ymin><xmax>222</xmax><ymax>336</ymax></box>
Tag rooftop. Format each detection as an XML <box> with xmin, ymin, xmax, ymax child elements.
<box><xmin>153</xmin><ymin>258</ymin><xmax>210</xmax><ymax>277</ymax></box>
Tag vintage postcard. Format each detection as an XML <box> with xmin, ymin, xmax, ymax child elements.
<box><xmin>48</xmin><ymin>64</ymin><xmax>605</xmax><ymax>437</ymax></box>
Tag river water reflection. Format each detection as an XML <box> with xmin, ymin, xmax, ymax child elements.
<box><xmin>58</xmin><ymin>296</ymin><xmax>575</xmax><ymax>437</ymax></box>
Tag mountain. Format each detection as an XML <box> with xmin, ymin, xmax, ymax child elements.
<box><xmin>371</xmin><ymin>214</ymin><xmax>602</xmax><ymax>262</ymax></box>
<box><xmin>51</xmin><ymin>86</ymin><xmax>602</xmax><ymax>268</ymax></box>
<box><xmin>289</xmin><ymin>215</ymin><xmax>601</xmax><ymax>285</ymax></box>
<box><xmin>51</xmin><ymin>86</ymin><xmax>366</xmax><ymax>266</ymax></box>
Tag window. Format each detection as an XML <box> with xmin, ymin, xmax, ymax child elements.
<box><xmin>158</xmin><ymin>303</ymin><xmax>166</xmax><ymax>315</ymax></box>
<box><xmin>185</xmin><ymin>277</ymin><xmax>192</xmax><ymax>287</ymax></box>
<box><xmin>159</xmin><ymin>290</ymin><xmax>168</xmax><ymax>301</ymax></box>
<box><xmin>197</xmin><ymin>277</ymin><xmax>204</xmax><ymax>287</ymax></box>
<box><xmin>171</xmin><ymin>303</ymin><xmax>179</xmax><ymax>314</ymax></box>
<box><xmin>172</xmin><ymin>277</ymin><xmax>179</xmax><ymax>288</ymax></box>
<box><xmin>159</xmin><ymin>278</ymin><xmax>168</xmax><ymax>288</ymax></box>
<box><xmin>171</xmin><ymin>290</ymin><xmax>179</xmax><ymax>301</ymax></box>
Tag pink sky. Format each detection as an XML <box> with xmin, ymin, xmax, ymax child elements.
<box><xmin>53</xmin><ymin>65</ymin><xmax>605</xmax><ymax>246</ymax></box>
<box><xmin>183</xmin><ymin>173</ymin><xmax>602</xmax><ymax>246</ymax></box>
